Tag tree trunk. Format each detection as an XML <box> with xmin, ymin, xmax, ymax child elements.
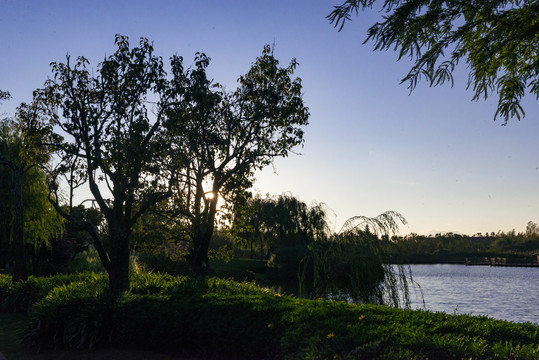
<box><xmin>107</xmin><ymin>218</ymin><xmax>131</xmax><ymax>293</ymax></box>
<box><xmin>188</xmin><ymin>195</ymin><xmax>218</xmax><ymax>275</ymax></box>
<box><xmin>188</xmin><ymin>222</ymin><xmax>213</xmax><ymax>275</ymax></box>
<box><xmin>108</xmin><ymin>252</ymin><xmax>130</xmax><ymax>293</ymax></box>
<box><xmin>12</xmin><ymin>168</ymin><xmax>27</xmax><ymax>282</ymax></box>
<box><xmin>260</xmin><ymin>234</ymin><xmax>265</xmax><ymax>261</ymax></box>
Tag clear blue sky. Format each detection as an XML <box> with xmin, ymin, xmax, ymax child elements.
<box><xmin>1</xmin><ymin>0</ymin><xmax>538</xmax><ymax>235</ymax></box>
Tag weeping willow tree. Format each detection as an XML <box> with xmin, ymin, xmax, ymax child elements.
<box><xmin>327</xmin><ymin>0</ymin><xmax>539</xmax><ymax>123</ymax></box>
<box><xmin>299</xmin><ymin>211</ymin><xmax>413</xmax><ymax>307</ymax></box>
<box><xmin>0</xmin><ymin>100</ymin><xmax>63</xmax><ymax>281</ymax></box>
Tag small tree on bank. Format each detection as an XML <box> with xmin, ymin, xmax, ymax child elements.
<box><xmin>299</xmin><ymin>211</ymin><xmax>411</xmax><ymax>307</ymax></box>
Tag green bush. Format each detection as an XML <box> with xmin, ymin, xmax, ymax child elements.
<box><xmin>0</xmin><ymin>274</ymin><xmax>12</xmax><ymax>311</ymax></box>
<box><xmin>115</xmin><ymin>277</ymin><xmax>289</xmax><ymax>358</ymax></box>
<box><xmin>24</xmin><ymin>274</ymin><xmax>285</xmax><ymax>358</ymax></box>
<box><xmin>129</xmin><ymin>272</ymin><xmax>187</xmax><ymax>295</ymax></box>
<box><xmin>0</xmin><ymin>273</ymin><xmax>11</xmax><ymax>293</ymax></box>
<box><xmin>24</xmin><ymin>278</ymin><xmax>111</xmax><ymax>350</ymax></box>
<box><xmin>0</xmin><ymin>272</ymin><xmax>107</xmax><ymax>312</ymax></box>
<box><xmin>2</xmin><ymin>277</ymin><xmax>47</xmax><ymax>312</ymax></box>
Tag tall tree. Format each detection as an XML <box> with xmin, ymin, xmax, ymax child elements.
<box><xmin>0</xmin><ymin>98</ymin><xmax>60</xmax><ymax>281</ymax></box>
<box><xmin>328</xmin><ymin>0</ymin><xmax>539</xmax><ymax>122</ymax></box>
<box><xmin>165</xmin><ymin>46</ymin><xmax>309</xmax><ymax>274</ymax></box>
<box><xmin>37</xmin><ymin>36</ymin><xmax>177</xmax><ymax>293</ymax></box>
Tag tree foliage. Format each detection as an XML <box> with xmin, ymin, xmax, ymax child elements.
<box><xmin>130</xmin><ymin>209</ymin><xmax>188</xmax><ymax>256</ymax></box>
<box><xmin>234</xmin><ymin>195</ymin><xmax>411</xmax><ymax>307</ymax></box>
<box><xmin>386</xmin><ymin>224</ymin><xmax>539</xmax><ymax>263</ymax></box>
<box><xmin>163</xmin><ymin>46</ymin><xmax>309</xmax><ymax>274</ymax></box>
<box><xmin>32</xmin><ymin>36</ymin><xmax>308</xmax><ymax>288</ymax></box>
<box><xmin>0</xmin><ymin>95</ymin><xmax>61</xmax><ymax>281</ymax></box>
<box><xmin>36</xmin><ymin>35</ymin><xmax>177</xmax><ymax>292</ymax></box>
<box><xmin>233</xmin><ymin>193</ymin><xmax>329</xmax><ymax>259</ymax></box>
<box><xmin>0</xmin><ymin>90</ymin><xmax>10</xmax><ymax>103</ymax></box>
<box><xmin>0</xmin><ymin>120</ymin><xmax>62</xmax><ymax>247</ymax></box>
<box><xmin>328</xmin><ymin>0</ymin><xmax>539</xmax><ymax>123</ymax></box>
<box><xmin>339</xmin><ymin>210</ymin><xmax>407</xmax><ymax>235</ymax></box>
<box><xmin>299</xmin><ymin>211</ymin><xmax>411</xmax><ymax>307</ymax></box>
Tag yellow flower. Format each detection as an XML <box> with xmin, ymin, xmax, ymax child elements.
<box><xmin>333</xmin><ymin>355</ymin><xmax>339</xmax><ymax>359</ymax></box>
<box><xmin>327</xmin><ymin>333</ymin><xmax>335</xmax><ymax>339</ymax></box>
<box><xmin>358</xmin><ymin>315</ymin><xmax>365</xmax><ymax>321</ymax></box>
<box><xmin>268</xmin><ymin>324</ymin><xmax>272</xmax><ymax>328</ymax></box>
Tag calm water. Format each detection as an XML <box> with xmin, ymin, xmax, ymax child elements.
<box><xmin>407</xmin><ymin>264</ymin><xmax>538</xmax><ymax>324</ymax></box>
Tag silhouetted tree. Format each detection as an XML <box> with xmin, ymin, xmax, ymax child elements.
<box><xmin>328</xmin><ymin>0</ymin><xmax>539</xmax><ymax>122</ymax></box>
<box><xmin>36</xmin><ymin>36</ymin><xmax>178</xmax><ymax>293</ymax></box>
<box><xmin>164</xmin><ymin>46</ymin><xmax>309</xmax><ymax>274</ymax></box>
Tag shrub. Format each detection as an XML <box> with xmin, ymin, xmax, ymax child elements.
<box><xmin>24</xmin><ymin>274</ymin><xmax>286</xmax><ymax>358</ymax></box>
<box><xmin>24</xmin><ymin>278</ymin><xmax>111</xmax><ymax>350</ymax></box>
<box><xmin>2</xmin><ymin>277</ymin><xmax>47</xmax><ymax>312</ymax></box>
<box><xmin>113</xmin><ymin>283</ymin><xmax>289</xmax><ymax>358</ymax></box>
<box><xmin>129</xmin><ymin>272</ymin><xmax>187</xmax><ymax>295</ymax></box>
<box><xmin>0</xmin><ymin>272</ymin><xmax>106</xmax><ymax>312</ymax></box>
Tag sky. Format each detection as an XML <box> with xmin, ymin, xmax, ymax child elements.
<box><xmin>1</xmin><ymin>0</ymin><xmax>538</xmax><ymax>236</ymax></box>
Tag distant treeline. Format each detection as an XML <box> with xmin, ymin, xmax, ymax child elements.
<box><xmin>385</xmin><ymin>225</ymin><xmax>539</xmax><ymax>264</ymax></box>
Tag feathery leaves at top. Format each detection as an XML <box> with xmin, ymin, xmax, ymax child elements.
<box><xmin>328</xmin><ymin>0</ymin><xmax>539</xmax><ymax>123</ymax></box>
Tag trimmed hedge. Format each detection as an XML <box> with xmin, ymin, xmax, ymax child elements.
<box><xmin>2</xmin><ymin>272</ymin><xmax>538</xmax><ymax>359</ymax></box>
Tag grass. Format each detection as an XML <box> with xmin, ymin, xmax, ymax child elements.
<box><xmin>1</xmin><ymin>272</ymin><xmax>538</xmax><ymax>359</ymax></box>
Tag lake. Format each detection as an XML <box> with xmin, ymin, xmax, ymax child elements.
<box><xmin>407</xmin><ymin>264</ymin><xmax>538</xmax><ymax>324</ymax></box>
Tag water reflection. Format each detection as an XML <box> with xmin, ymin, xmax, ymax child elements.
<box><xmin>407</xmin><ymin>264</ymin><xmax>538</xmax><ymax>324</ymax></box>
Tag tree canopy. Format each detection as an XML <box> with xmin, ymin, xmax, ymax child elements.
<box><xmin>328</xmin><ymin>0</ymin><xmax>539</xmax><ymax>123</ymax></box>
<box><xmin>36</xmin><ymin>35</ymin><xmax>177</xmax><ymax>292</ymax></box>
<box><xmin>162</xmin><ymin>45</ymin><xmax>309</xmax><ymax>274</ymax></box>
<box><xmin>0</xmin><ymin>102</ymin><xmax>62</xmax><ymax>281</ymax></box>
<box><xmin>233</xmin><ymin>193</ymin><xmax>329</xmax><ymax>259</ymax></box>
<box><xmin>299</xmin><ymin>211</ymin><xmax>410</xmax><ymax>306</ymax></box>
<box><xmin>33</xmin><ymin>36</ymin><xmax>309</xmax><ymax>288</ymax></box>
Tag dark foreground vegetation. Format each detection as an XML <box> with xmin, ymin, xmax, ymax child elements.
<box><xmin>1</xmin><ymin>271</ymin><xmax>538</xmax><ymax>360</ymax></box>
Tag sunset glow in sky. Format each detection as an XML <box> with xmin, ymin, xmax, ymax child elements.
<box><xmin>1</xmin><ymin>0</ymin><xmax>538</xmax><ymax>235</ymax></box>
